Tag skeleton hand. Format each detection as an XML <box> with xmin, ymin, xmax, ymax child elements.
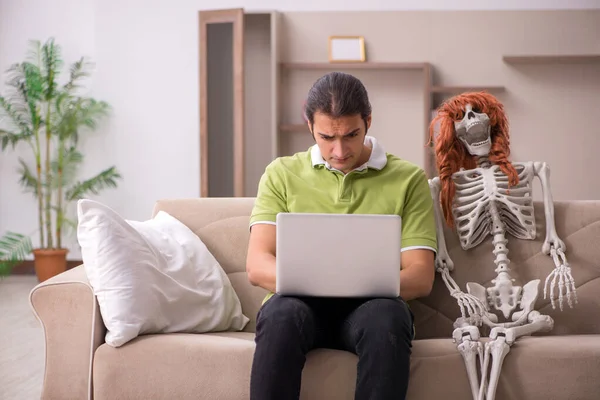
<box><xmin>544</xmin><ymin>246</ymin><xmax>577</xmax><ymax>310</ymax></box>
<box><xmin>450</xmin><ymin>289</ymin><xmax>486</xmax><ymax>326</ymax></box>
<box><xmin>437</xmin><ymin>259</ymin><xmax>486</xmax><ymax>324</ymax></box>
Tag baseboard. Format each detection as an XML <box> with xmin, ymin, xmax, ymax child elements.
<box><xmin>10</xmin><ymin>260</ymin><xmax>82</xmax><ymax>275</ymax></box>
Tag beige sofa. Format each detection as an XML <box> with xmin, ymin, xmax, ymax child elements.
<box><xmin>30</xmin><ymin>198</ymin><xmax>600</xmax><ymax>400</ymax></box>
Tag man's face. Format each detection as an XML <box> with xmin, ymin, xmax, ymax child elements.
<box><xmin>310</xmin><ymin>112</ymin><xmax>372</xmax><ymax>173</ymax></box>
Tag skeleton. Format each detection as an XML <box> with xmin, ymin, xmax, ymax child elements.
<box><xmin>427</xmin><ymin>93</ymin><xmax>578</xmax><ymax>400</ymax></box>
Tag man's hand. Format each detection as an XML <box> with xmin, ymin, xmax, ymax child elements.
<box><xmin>399</xmin><ymin>249</ymin><xmax>435</xmax><ymax>300</ymax></box>
<box><xmin>246</xmin><ymin>223</ymin><xmax>277</xmax><ymax>293</ymax></box>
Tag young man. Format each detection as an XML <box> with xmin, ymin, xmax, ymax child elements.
<box><xmin>245</xmin><ymin>72</ymin><xmax>437</xmax><ymax>400</ymax></box>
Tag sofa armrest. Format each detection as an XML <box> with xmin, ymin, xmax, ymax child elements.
<box><xmin>30</xmin><ymin>264</ymin><xmax>105</xmax><ymax>400</ymax></box>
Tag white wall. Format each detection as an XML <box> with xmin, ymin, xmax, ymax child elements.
<box><xmin>1</xmin><ymin>0</ymin><xmax>598</xmax><ymax>259</ymax></box>
<box><xmin>0</xmin><ymin>0</ymin><xmax>96</xmax><ymax>258</ymax></box>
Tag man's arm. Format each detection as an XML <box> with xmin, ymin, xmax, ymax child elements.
<box><xmin>399</xmin><ymin>248</ymin><xmax>435</xmax><ymax>300</ymax></box>
<box><xmin>246</xmin><ymin>224</ymin><xmax>277</xmax><ymax>293</ymax></box>
<box><xmin>245</xmin><ymin>159</ymin><xmax>287</xmax><ymax>293</ymax></box>
<box><xmin>397</xmin><ymin>167</ymin><xmax>439</xmax><ymax>300</ymax></box>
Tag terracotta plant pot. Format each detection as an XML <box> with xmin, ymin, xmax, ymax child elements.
<box><xmin>33</xmin><ymin>248</ymin><xmax>69</xmax><ymax>282</ymax></box>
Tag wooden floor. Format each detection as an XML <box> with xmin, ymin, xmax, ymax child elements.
<box><xmin>0</xmin><ymin>275</ymin><xmax>44</xmax><ymax>400</ymax></box>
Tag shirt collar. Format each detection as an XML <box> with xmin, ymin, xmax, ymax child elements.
<box><xmin>310</xmin><ymin>135</ymin><xmax>387</xmax><ymax>171</ymax></box>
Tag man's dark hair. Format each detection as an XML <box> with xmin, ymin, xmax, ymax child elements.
<box><xmin>304</xmin><ymin>72</ymin><xmax>372</xmax><ymax>131</ymax></box>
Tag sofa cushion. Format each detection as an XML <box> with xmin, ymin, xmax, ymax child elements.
<box><xmin>77</xmin><ymin>199</ymin><xmax>249</xmax><ymax>347</ymax></box>
<box><xmin>92</xmin><ymin>332</ymin><xmax>600</xmax><ymax>400</ymax></box>
<box><xmin>93</xmin><ymin>333</ymin><xmax>255</xmax><ymax>400</ymax></box>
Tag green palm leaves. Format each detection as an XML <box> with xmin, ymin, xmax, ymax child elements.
<box><xmin>0</xmin><ymin>232</ymin><xmax>33</xmax><ymax>277</ymax></box>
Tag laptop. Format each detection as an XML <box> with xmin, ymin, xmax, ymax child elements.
<box><xmin>275</xmin><ymin>212</ymin><xmax>401</xmax><ymax>298</ymax></box>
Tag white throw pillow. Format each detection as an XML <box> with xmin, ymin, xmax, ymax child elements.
<box><xmin>76</xmin><ymin>199</ymin><xmax>249</xmax><ymax>347</ymax></box>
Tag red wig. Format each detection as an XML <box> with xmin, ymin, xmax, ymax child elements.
<box><xmin>428</xmin><ymin>92</ymin><xmax>519</xmax><ymax>227</ymax></box>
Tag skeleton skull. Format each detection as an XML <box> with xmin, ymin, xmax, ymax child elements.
<box><xmin>454</xmin><ymin>104</ymin><xmax>491</xmax><ymax>156</ymax></box>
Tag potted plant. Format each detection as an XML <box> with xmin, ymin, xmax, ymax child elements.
<box><xmin>0</xmin><ymin>38</ymin><xmax>122</xmax><ymax>281</ymax></box>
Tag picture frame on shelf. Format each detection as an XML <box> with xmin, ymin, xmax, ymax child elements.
<box><xmin>328</xmin><ymin>36</ymin><xmax>366</xmax><ymax>63</ymax></box>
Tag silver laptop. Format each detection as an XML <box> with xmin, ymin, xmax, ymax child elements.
<box><xmin>275</xmin><ymin>212</ymin><xmax>401</xmax><ymax>298</ymax></box>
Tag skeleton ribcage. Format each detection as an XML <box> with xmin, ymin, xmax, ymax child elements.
<box><xmin>451</xmin><ymin>162</ymin><xmax>537</xmax><ymax>250</ymax></box>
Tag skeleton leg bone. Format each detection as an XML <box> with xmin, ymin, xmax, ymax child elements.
<box><xmin>481</xmin><ymin>332</ymin><xmax>510</xmax><ymax>400</ymax></box>
<box><xmin>478</xmin><ymin>343</ymin><xmax>491</xmax><ymax>400</ymax></box>
<box><xmin>453</xmin><ymin>324</ymin><xmax>484</xmax><ymax>400</ymax></box>
<box><xmin>478</xmin><ymin>313</ymin><xmax>554</xmax><ymax>400</ymax></box>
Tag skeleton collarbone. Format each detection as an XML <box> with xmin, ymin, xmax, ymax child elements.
<box><xmin>451</xmin><ymin>161</ymin><xmax>537</xmax><ymax>251</ymax></box>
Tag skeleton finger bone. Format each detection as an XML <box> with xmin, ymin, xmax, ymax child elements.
<box><xmin>567</xmin><ymin>269</ymin><xmax>578</xmax><ymax>305</ymax></box>
<box><xmin>456</xmin><ymin>292</ymin><xmax>477</xmax><ymax>316</ymax></box>
<box><xmin>549</xmin><ymin>270</ymin><xmax>558</xmax><ymax>309</ymax></box>
<box><xmin>452</xmin><ymin>291</ymin><xmax>486</xmax><ymax>323</ymax></box>
<box><xmin>565</xmin><ymin>276</ymin><xmax>572</xmax><ymax>307</ymax></box>
<box><xmin>559</xmin><ymin>271</ymin><xmax>565</xmax><ymax>310</ymax></box>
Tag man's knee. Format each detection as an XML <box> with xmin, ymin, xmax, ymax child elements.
<box><xmin>256</xmin><ymin>295</ymin><xmax>315</xmax><ymax>336</ymax></box>
<box><xmin>348</xmin><ymin>298</ymin><xmax>414</xmax><ymax>341</ymax></box>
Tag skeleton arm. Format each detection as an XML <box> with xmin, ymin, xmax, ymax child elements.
<box><xmin>533</xmin><ymin>162</ymin><xmax>565</xmax><ymax>254</ymax></box>
<box><xmin>428</xmin><ymin>177</ymin><xmax>453</xmax><ymax>271</ymax></box>
<box><xmin>429</xmin><ymin>177</ymin><xmax>486</xmax><ymax>321</ymax></box>
<box><xmin>533</xmin><ymin>162</ymin><xmax>577</xmax><ymax>310</ymax></box>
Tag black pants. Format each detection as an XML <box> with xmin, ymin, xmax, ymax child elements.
<box><xmin>250</xmin><ymin>293</ymin><xmax>415</xmax><ymax>400</ymax></box>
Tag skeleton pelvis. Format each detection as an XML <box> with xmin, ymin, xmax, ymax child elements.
<box><xmin>467</xmin><ymin>280</ymin><xmax>521</xmax><ymax>320</ymax></box>
<box><xmin>466</xmin><ymin>279</ymin><xmax>541</xmax><ymax>323</ymax></box>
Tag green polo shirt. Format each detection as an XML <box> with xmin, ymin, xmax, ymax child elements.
<box><xmin>249</xmin><ymin>135</ymin><xmax>437</xmax><ymax>304</ymax></box>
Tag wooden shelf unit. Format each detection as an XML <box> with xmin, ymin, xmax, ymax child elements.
<box><xmin>196</xmin><ymin>8</ymin><xmax>600</xmax><ymax>202</ymax></box>
<box><xmin>503</xmin><ymin>54</ymin><xmax>600</xmax><ymax>64</ymax></box>
<box><xmin>198</xmin><ymin>9</ymin><xmax>279</xmax><ymax>198</ymax></box>
<box><xmin>198</xmin><ymin>9</ymin><xmax>600</xmax><ymax>193</ymax></box>
<box><xmin>430</xmin><ymin>86</ymin><xmax>505</xmax><ymax>94</ymax></box>
<box><xmin>280</xmin><ymin>62</ymin><xmax>429</xmax><ymax>70</ymax></box>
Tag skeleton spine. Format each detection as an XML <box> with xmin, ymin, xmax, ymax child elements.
<box><xmin>478</xmin><ymin>156</ymin><xmax>510</xmax><ymax>274</ymax></box>
<box><xmin>490</xmin><ymin>203</ymin><xmax>510</xmax><ymax>274</ymax></box>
